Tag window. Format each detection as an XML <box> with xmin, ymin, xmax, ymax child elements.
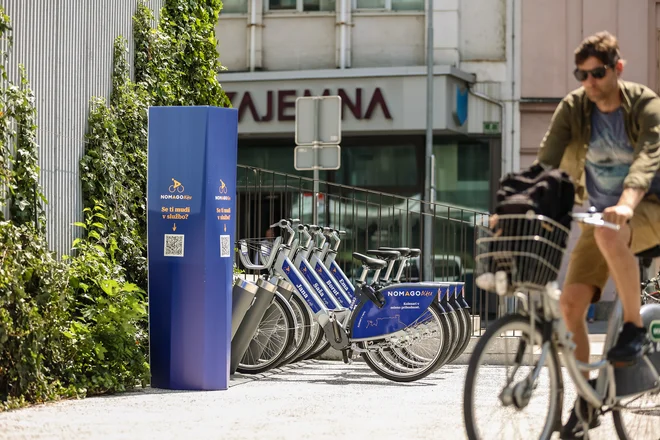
<box><xmin>221</xmin><ymin>0</ymin><xmax>248</xmax><ymax>13</ymax></box>
<box><xmin>267</xmin><ymin>0</ymin><xmax>336</xmax><ymax>12</ymax></box>
<box><xmin>237</xmin><ymin>145</ymin><xmax>328</xmax><ymax>181</ymax></box>
<box><xmin>433</xmin><ymin>140</ymin><xmax>491</xmax><ymax>212</ymax></box>
<box><xmin>354</xmin><ymin>0</ymin><xmax>424</xmax><ymax>11</ymax></box>
<box><xmin>335</xmin><ymin>144</ymin><xmax>419</xmax><ymax>189</ymax></box>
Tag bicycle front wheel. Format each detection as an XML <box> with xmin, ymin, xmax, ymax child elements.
<box><xmin>463</xmin><ymin>313</ymin><xmax>561</xmax><ymax>440</ymax></box>
<box><xmin>612</xmin><ymin>388</ymin><xmax>660</xmax><ymax>440</ymax></box>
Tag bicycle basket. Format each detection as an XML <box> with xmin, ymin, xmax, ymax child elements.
<box><xmin>475</xmin><ymin>212</ymin><xmax>570</xmax><ymax>292</ymax></box>
<box><xmin>238</xmin><ymin>237</ymin><xmax>278</xmax><ymax>267</ymax></box>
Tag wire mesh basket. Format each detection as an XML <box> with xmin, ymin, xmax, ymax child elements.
<box><xmin>238</xmin><ymin>237</ymin><xmax>278</xmax><ymax>267</ymax></box>
<box><xmin>474</xmin><ymin>212</ymin><xmax>571</xmax><ymax>292</ymax></box>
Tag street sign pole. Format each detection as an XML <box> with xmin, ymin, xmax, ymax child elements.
<box><xmin>423</xmin><ymin>0</ymin><xmax>435</xmax><ymax>282</ymax></box>
<box><xmin>294</xmin><ymin>96</ymin><xmax>342</xmax><ymax>226</ymax></box>
<box><xmin>312</xmin><ymin>99</ymin><xmax>320</xmax><ymax>225</ymax></box>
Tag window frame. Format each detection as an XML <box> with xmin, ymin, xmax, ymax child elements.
<box><xmin>265</xmin><ymin>0</ymin><xmax>336</xmax><ymax>13</ymax></box>
<box><xmin>353</xmin><ymin>0</ymin><xmax>391</xmax><ymax>10</ymax></box>
<box><xmin>219</xmin><ymin>0</ymin><xmax>249</xmax><ymax>14</ymax></box>
<box><xmin>352</xmin><ymin>0</ymin><xmax>424</xmax><ymax>12</ymax></box>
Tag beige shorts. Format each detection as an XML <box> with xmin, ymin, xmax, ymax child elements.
<box><xmin>564</xmin><ymin>199</ymin><xmax>660</xmax><ymax>302</ymax></box>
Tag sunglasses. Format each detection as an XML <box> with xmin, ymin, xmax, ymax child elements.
<box><xmin>573</xmin><ymin>65</ymin><xmax>611</xmax><ymax>82</ymax></box>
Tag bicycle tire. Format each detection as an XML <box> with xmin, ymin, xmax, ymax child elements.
<box><xmin>463</xmin><ymin>313</ymin><xmax>561</xmax><ymax>440</ymax></box>
<box><xmin>291</xmin><ymin>306</ymin><xmax>325</xmax><ymax>363</ymax></box>
<box><xmin>454</xmin><ymin>308</ymin><xmax>473</xmax><ymax>359</ymax></box>
<box><xmin>361</xmin><ymin>302</ymin><xmax>446</xmax><ymax>382</ymax></box>
<box><xmin>275</xmin><ymin>293</ymin><xmax>311</xmax><ymax>368</ymax></box>
<box><xmin>612</xmin><ymin>391</ymin><xmax>660</xmax><ymax>440</ymax></box>
<box><xmin>306</xmin><ymin>337</ymin><xmax>331</xmax><ymax>360</ymax></box>
<box><xmin>446</xmin><ymin>307</ymin><xmax>471</xmax><ymax>363</ymax></box>
<box><xmin>443</xmin><ymin>306</ymin><xmax>462</xmax><ymax>362</ymax></box>
<box><xmin>236</xmin><ymin>293</ymin><xmax>296</xmax><ymax>374</ymax></box>
<box><xmin>387</xmin><ymin>309</ymin><xmax>453</xmax><ymax>370</ymax></box>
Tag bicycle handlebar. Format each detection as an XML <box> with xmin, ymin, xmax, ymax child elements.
<box><xmin>570</xmin><ymin>212</ymin><xmax>620</xmax><ymax>231</ymax></box>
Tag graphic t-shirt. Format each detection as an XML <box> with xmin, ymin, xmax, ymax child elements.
<box><xmin>585</xmin><ymin>106</ymin><xmax>660</xmax><ymax>211</ymax></box>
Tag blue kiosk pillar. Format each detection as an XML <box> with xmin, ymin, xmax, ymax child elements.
<box><xmin>147</xmin><ymin>106</ymin><xmax>238</xmax><ymax>390</ymax></box>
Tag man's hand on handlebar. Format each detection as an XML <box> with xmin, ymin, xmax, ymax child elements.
<box><xmin>602</xmin><ymin>204</ymin><xmax>634</xmax><ymax>227</ymax></box>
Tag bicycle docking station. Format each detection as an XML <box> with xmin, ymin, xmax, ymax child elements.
<box><xmin>230</xmin><ymin>278</ymin><xmax>295</xmax><ymax>374</ymax></box>
<box><xmin>147</xmin><ymin>106</ymin><xmax>238</xmax><ymax>391</ymax></box>
<box><xmin>610</xmin><ymin>304</ymin><xmax>660</xmax><ymax>398</ymax></box>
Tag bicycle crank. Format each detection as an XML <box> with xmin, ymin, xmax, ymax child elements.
<box><xmin>320</xmin><ymin>312</ymin><xmax>349</xmax><ymax>350</ymax></box>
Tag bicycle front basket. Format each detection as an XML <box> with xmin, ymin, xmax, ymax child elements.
<box><xmin>474</xmin><ymin>212</ymin><xmax>570</xmax><ymax>292</ymax></box>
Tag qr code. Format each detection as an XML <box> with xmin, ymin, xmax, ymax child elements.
<box><xmin>220</xmin><ymin>235</ymin><xmax>231</xmax><ymax>258</ymax></box>
<box><xmin>164</xmin><ymin>234</ymin><xmax>185</xmax><ymax>257</ymax></box>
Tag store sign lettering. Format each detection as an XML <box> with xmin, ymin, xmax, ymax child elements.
<box><xmin>225</xmin><ymin>88</ymin><xmax>392</xmax><ymax>123</ymax></box>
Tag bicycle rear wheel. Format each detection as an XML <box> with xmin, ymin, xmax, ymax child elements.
<box><xmin>443</xmin><ymin>306</ymin><xmax>462</xmax><ymax>362</ymax></box>
<box><xmin>463</xmin><ymin>313</ymin><xmax>561</xmax><ymax>440</ymax></box>
<box><xmin>361</xmin><ymin>302</ymin><xmax>446</xmax><ymax>382</ymax></box>
<box><xmin>454</xmin><ymin>307</ymin><xmax>473</xmax><ymax>359</ymax></box>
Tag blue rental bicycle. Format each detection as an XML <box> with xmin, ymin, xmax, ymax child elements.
<box><xmin>238</xmin><ymin>218</ymin><xmax>463</xmax><ymax>382</ymax></box>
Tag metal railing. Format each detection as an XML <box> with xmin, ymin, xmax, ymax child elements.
<box><xmin>234</xmin><ymin>165</ymin><xmax>500</xmax><ymax>334</ymax></box>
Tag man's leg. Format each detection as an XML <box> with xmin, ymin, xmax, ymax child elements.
<box><xmin>561</xmin><ymin>225</ymin><xmax>609</xmax><ymax>378</ymax></box>
<box><xmin>593</xmin><ymin>224</ymin><xmax>642</xmax><ymax>326</ymax></box>
<box><xmin>559</xmin><ymin>283</ymin><xmax>596</xmax><ymax>380</ymax></box>
<box><xmin>559</xmin><ymin>228</ymin><xmax>608</xmax><ymax>437</ymax></box>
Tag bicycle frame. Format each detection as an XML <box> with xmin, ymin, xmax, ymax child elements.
<box><xmin>508</xmin><ymin>281</ymin><xmax>660</xmax><ymax>415</ymax></box>
<box><xmin>292</xmin><ymin>226</ymin><xmax>350</xmax><ymax>309</ymax></box>
<box><xmin>321</xmin><ymin>229</ymin><xmax>356</xmax><ymax>297</ymax></box>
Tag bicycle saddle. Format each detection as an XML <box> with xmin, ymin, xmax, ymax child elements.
<box><xmin>366</xmin><ymin>249</ymin><xmax>400</xmax><ymax>261</ymax></box>
<box><xmin>378</xmin><ymin>246</ymin><xmax>411</xmax><ymax>257</ymax></box>
<box><xmin>636</xmin><ymin>245</ymin><xmax>660</xmax><ymax>260</ymax></box>
<box><xmin>352</xmin><ymin>252</ymin><xmax>387</xmax><ymax>270</ymax></box>
<box><xmin>408</xmin><ymin>248</ymin><xmax>421</xmax><ymax>258</ymax></box>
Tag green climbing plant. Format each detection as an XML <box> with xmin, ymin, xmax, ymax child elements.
<box><xmin>1</xmin><ymin>0</ymin><xmax>234</xmax><ymax>410</ymax></box>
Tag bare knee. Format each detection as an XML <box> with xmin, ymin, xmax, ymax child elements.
<box><xmin>560</xmin><ymin>284</ymin><xmax>594</xmax><ymax>325</ymax></box>
<box><xmin>594</xmin><ymin>224</ymin><xmax>630</xmax><ymax>256</ymax></box>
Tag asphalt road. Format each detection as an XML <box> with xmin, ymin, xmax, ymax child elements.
<box><xmin>0</xmin><ymin>359</ymin><xmax>621</xmax><ymax>440</ymax></box>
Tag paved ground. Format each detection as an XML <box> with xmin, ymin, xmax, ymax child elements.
<box><xmin>0</xmin><ymin>358</ymin><xmax>620</xmax><ymax>440</ymax></box>
<box><xmin>0</xmin><ymin>321</ymin><xmax>624</xmax><ymax>440</ymax></box>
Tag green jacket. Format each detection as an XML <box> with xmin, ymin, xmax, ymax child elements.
<box><xmin>536</xmin><ymin>80</ymin><xmax>660</xmax><ymax>205</ymax></box>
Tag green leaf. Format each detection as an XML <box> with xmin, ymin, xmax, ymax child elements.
<box><xmin>100</xmin><ymin>279</ymin><xmax>119</xmax><ymax>296</ymax></box>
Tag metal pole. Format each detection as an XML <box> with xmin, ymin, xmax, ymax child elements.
<box><xmin>423</xmin><ymin>0</ymin><xmax>434</xmax><ymax>281</ymax></box>
<box><xmin>313</xmin><ymin>98</ymin><xmax>319</xmax><ymax>225</ymax></box>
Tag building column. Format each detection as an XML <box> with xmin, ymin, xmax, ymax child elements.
<box><xmin>247</xmin><ymin>0</ymin><xmax>264</xmax><ymax>71</ymax></box>
<box><xmin>427</xmin><ymin>0</ymin><xmax>460</xmax><ymax>65</ymax></box>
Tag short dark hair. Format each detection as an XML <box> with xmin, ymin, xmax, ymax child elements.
<box><xmin>574</xmin><ymin>31</ymin><xmax>621</xmax><ymax>67</ymax></box>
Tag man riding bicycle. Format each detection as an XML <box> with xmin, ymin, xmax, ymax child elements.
<box><xmin>535</xmin><ymin>31</ymin><xmax>659</xmax><ymax>438</ymax></box>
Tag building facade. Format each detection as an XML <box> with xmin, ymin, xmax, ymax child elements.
<box><xmin>215</xmin><ymin>0</ymin><xmax>520</xmax><ymax>215</ymax></box>
<box><xmin>3</xmin><ymin>0</ymin><xmax>519</xmax><ymax>256</ymax></box>
<box><xmin>519</xmin><ymin>0</ymin><xmax>660</xmax><ymax>302</ymax></box>
<box><xmin>0</xmin><ymin>0</ymin><xmax>165</xmax><ymax>256</ymax></box>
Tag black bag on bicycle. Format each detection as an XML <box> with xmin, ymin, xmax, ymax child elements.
<box><xmin>483</xmin><ymin>163</ymin><xmax>575</xmax><ymax>286</ymax></box>
<box><xmin>495</xmin><ymin>163</ymin><xmax>575</xmax><ymax>229</ymax></box>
